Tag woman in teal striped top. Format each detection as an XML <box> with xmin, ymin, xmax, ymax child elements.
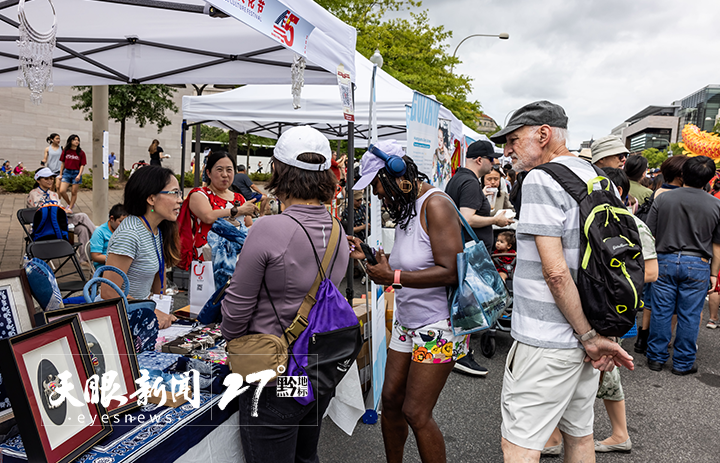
<box><xmin>102</xmin><ymin>166</ymin><xmax>182</xmax><ymax>329</ymax></box>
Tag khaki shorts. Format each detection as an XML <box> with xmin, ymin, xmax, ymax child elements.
<box><xmin>501</xmin><ymin>341</ymin><xmax>600</xmax><ymax>451</ymax></box>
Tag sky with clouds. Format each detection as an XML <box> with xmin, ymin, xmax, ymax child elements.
<box><xmin>394</xmin><ymin>0</ymin><xmax>720</xmax><ymax>149</ymax></box>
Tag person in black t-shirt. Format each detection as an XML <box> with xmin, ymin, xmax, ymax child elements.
<box><xmin>231</xmin><ymin>164</ymin><xmax>270</xmax><ymax>216</ymax></box>
<box><xmin>646</xmin><ymin>155</ymin><xmax>720</xmax><ymax>375</ymax></box>
<box><xmin>444</xmin><ymin>139</ymin><xmax>513</xmax><ymax>378</ymax></box>
<box><xmin>445</xmin><ymin>140</ymin><xmax>513</xmax><ymax>251</ymax></box>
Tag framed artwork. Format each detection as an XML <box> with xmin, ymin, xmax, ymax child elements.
<box><xmin>0</xmin><ymin>268</ymin><xmax>37</xmax><ymax>423</ymax></box>
<box><xmin>41</xmin><ymin>298</ymin><xmax>141</xmax><ymax>416</ymax></box>
<box><xmin>0</xmin><ymin>316</ymin><xmax>112</xmax><ymax>463</ymax></box>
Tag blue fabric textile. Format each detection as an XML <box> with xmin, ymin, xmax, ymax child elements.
<box><xmin>196</xmin><ymin>219</ymin><xmax>246</xmax><ymax>324</ymax></box>
<box><xmin>127</xmin><ymin>300</ymin><xmax>159</xmax><ymax>354</ymax></box>
<box><xmin>207</xmin><ymin>218</ymin><xmax>246</xmax><ymax>290</ymax></box>
<box><xmin>647</xmin><ymin>253</ymin><xmax>709</xmax><ymax>371</ymax></box>
<box><xmin>24</xmin><ymin>258</ymin><xmax>63</xmax><ymax>311</ymax></box>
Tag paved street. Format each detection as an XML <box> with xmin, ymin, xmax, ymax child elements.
<box><xmin>2</xmin><ymin>189</ymin><xmax>719</xmax><ymax>462</ymax></box>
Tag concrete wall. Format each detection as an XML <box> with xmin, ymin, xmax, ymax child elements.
<box><xmin>0</xmin><ymin>85</ymin><xmax>194</xmax><ymax>175</ymax></box>
<box><xmin>621</xmin><ymin>115</ymin><xmax>679</xmax><ymax>145</ymax></box>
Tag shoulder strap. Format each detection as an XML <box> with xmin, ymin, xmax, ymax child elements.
<box><xmin>282</xmin><ymin>214</ymin><xmax>341</xmax><ymax>345</ymax></box>
<box><xmin>534</xmin><ymin>162</ymin><xmax>589</xmax><ymax>204</ymax></box>
<box><xmin>428</xmin><ymin>192</ymin><xmax>482</xmax><ymax>244</ymax></box>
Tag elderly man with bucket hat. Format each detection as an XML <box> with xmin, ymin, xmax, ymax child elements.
<box><xmin>591</xmin><ymin>135</ymin><xmax>629</xmax><ymax>169</ymax></box>
<box><xmin>490</xmin><ymin>100</ymin><xmax>634</xmax><ymax>462</ymax></box>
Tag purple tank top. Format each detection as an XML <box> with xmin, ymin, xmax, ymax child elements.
<box><xmin>388</xmin><ymin>188</ymin><xmax>450</xmax><ymax>329</ymax></box>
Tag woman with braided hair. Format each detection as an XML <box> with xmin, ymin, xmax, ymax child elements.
<box><xmin>349</xmin><ymin>139</ymin><xmax>467</xmax><ymax>463</ymax></box>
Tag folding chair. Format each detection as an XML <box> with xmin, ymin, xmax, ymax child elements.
<box><xmin>27</xmin><ymin>239</ymin><xmax>87</xmax><ymax>297</ymax></box>
<box><xmin>16</xmin><ymin>207</ymin><xmax>38</xmax><ymax>254</ymax></box>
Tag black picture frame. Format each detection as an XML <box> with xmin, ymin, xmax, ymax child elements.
<box><xmin>0</xmin><ymin>315</ymin><xmax>112</xmax><ymax>463</ymax></box>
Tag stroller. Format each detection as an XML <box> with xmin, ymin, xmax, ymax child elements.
<box><xmin>479</xmin><ymin>252</ymin><xmax>516</xmax><ymax>358</ymax></box>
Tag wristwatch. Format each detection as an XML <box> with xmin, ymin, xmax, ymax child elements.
<box><xmin>392</xmin><ymin>269</ymin><xmax>403</xmax><ymax>290</ymax></box>
<box><xmin>573</xmin><ymin>328</ymin><xmax>598</xmax><ymax>342</ymax></box>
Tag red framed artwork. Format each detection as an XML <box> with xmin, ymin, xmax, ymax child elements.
<box><xmin>0</xmin><ymin>315</ymin><xmax>112</xmax><ymax>463</ymax></box>
<box><xmin>41</xmin><ymin>298</ymin><xmax>141</xmax><ymax>416</ymax></box>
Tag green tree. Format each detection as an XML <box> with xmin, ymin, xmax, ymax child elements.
<box><xmin>714</xmin><ymin>120</ymin><xmax>720</xmax><ymax>134</ymax></box>
<box><xmin>201</xmin><ymin>124</ymin><xmax>229</xmax><ymax>143</ymax></box>
<box><xmin>72</xmin><ymin>85</ymin><xmax>178</xmax><ymax>181</ymax></box>
<box><xmin>642</xmin><ymin>148</ymin><xmax>668</xmax><ymax>168</ymax></box>
<box><xmin>316</xmin><ymin>0</ymin><xmax>482</xmax><ymax>126</ymax></box>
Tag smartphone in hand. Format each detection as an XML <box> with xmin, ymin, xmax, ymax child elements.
<box><xmin>360</xmin><ymin>242</ymin><xmax>378</xmax><ymax>265</ymax></box>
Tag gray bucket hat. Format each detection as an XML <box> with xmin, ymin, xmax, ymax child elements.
<box><xmin>591</xmin><ymin>135</ymin><xmax>629</xmax><ymax>164</ymax></box>
<box><xmin>490</xmin><ymin>100</ymin><xmax>568</xmax><ymax>144</ymax></box>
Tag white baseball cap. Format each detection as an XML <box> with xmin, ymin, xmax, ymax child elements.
<box><xmin>273</xmin><ymin>126</ymin><xmax>332</xmax><ymax>171</ymax></box>
<box><xmin>34</xmin><ymin>167</ymin><xmax>56</xmax><ymax>180</ymax></box>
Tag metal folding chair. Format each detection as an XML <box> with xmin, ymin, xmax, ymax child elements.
<box><xmin>27</xmin><ymin>239</ymin><xmax>87</xmax><ymax>297</ymax></box>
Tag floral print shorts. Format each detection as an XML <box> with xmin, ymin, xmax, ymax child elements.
<box><xmin>389</xmin><ymin>318</ymin><xmax>470</xmax><ymax>364</ymax></box>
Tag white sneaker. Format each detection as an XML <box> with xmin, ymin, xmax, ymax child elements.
<box><xmin>707</xmin><ymin>319</ymin><xmax>718</xmax><ymax>329</ymax></box>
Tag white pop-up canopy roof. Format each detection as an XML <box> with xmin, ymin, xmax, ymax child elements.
<box><xmin>0</xmin><ymin>0</ymin><xmax>356</xmax><ymax>87</ymax></box>
<box><xmin>182</xmin><ymin>51</ymin><xmax>412</xmax><ymax>143</ymax></box>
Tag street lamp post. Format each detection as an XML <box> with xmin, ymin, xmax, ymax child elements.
<box><xmin>450</xmin><ymin>32</ymin><xmax>509</xmax><ymax>73</ymax></box>
<box><xmin>651</xmin><ymin>137</ymin><xmax>672</xmax><ymax>155</ymax></box>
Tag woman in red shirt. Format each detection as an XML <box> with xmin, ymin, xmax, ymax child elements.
<box><xmin>178</xmin><ymin>151</ymin><xmax>257</xmax><ymax>267</ymax></box>
<box><xmin>58</xmin><ymin>134</ymin><xmax>86</xmax><ymax>212</ymax></box>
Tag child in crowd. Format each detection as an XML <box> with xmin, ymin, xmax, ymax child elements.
<box><xmin>89</xmin><ymin>203</ymin><xmax>127</xmax><ymax>270</ymax></box>
<box><xmin>493</xmin><ymin>230</ymin><xmax>516</xmax><ymax>281</ymax></box>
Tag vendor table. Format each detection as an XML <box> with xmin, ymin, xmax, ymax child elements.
<box><xmin>0</xmin><ymin>352</ymin><xmax>241</xmax><ymax>463</ymax></box>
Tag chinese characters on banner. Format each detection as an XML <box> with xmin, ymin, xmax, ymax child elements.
<box><xmin>405</xmin><ymin>92</ymin><xmax>441</xmax><ymax>187</ymax></box>
<box><xmin>205</xmin><ymin>0</ymin><xmax>315</xmax><ymax>57</ymax></box>
<box><xmin>336</xmin><ymin>64</ymin><xmax>354</xmax><ymax>122</ymax></box>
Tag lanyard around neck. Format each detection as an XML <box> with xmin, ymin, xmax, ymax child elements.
<box><xmin>140</xmin><ymin>216</ymin><xmax>165</xmax><ymax>294</ymax></box>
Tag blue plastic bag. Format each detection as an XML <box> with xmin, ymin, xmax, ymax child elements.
<box><xmin>446</xmin><ymin>203</ymin><xmax>509</xmax><ymax>336</ymax></box>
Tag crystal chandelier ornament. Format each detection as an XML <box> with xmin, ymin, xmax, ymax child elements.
<box><xmin>17</xmin><ymin>0</ymin><xmax>57</xmax><ymax>104</ymax></box>
<box><xmin>291</xmin><ymin>54</ymin><xmax>306</xmax><ymax>109</ymax></box>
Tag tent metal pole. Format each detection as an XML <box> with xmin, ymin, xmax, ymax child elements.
<box><xmin>180</xmin><ymin>119</ymin><xmax>187</xmax><ymax>198</ymax></box>
<box><xmin>192</xmin><ymin>84</ymin><xmax>207</xmax><ymax>187</ymax></box>
<box><xmin>345</xmin><ymin>85</ymin><xmax>356</xmax><ymax>304</ymax></box>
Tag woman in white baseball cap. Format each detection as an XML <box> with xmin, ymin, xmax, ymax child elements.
<box><xmin>26</xmin><ymin>167</ymin><xmax>96</xmax><ymax>264</ymax></box>
<box><xmin>220</xmin><ymin>125</ymin><xmax>350</xmax><ymax>463</ymax></box>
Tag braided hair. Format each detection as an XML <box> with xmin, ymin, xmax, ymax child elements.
<box><xmin>377</xmin><ymin>155</ymin><xmax>428</xmax><ymax>230</ymax></box>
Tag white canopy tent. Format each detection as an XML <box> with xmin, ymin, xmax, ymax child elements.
<box><xmin>182</xmin><ymin>51</ymin><xmax>482</xmax><ymax>150</ymax></box>
<box><xmin>0</xmin><ymin>0</ymin><xmax>356</xmax><ymax>86</ymax></box>
<box><xmin>182</xmin><ymin>51</ymin><xmax>412</xmax><ymax>144</ymax></box>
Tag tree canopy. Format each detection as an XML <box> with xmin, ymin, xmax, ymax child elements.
<box><xmin>71</xmin><ymin>85</ymin><xmax>178</xmax><ymax>180</ymax></box>
<box><xmin>316</xmin><ymin>0</ymin><xmax>482</xmax><ymax>126</ymax></box>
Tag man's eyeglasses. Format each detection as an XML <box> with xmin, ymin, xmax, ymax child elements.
<box><xmin>158</xmin><ymin>190</ymin><xmax>183</xmax><ymax>198</ymax></box>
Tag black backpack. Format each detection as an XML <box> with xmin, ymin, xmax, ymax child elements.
<box><xmin>634</xmin><ymin>193</ymin><xmax>654</xmax><ymax>223</ymax></box>
<box><xmin>535</xmin><ymin>163</ymin><xmax>645</xmax><ymax>337</ymax></box>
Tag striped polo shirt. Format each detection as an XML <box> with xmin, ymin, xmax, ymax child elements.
<box><xmin>512</xmin><ymin>155</ymin><xmax>618</xmax><ymax>349</ymax></box>
<box><xmin>107</xmin><ymin>215</ymin><xmax>162</xmax><ymax>300</ymax></box>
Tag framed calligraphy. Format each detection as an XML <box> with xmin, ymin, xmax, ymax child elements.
<box><xmin>40</xmin><ymin>298</ymin><xmax>141</xmax><ymax>416</ymax></box>
<box><xmin>0</xmin><ymin>315</ymin><xmax>112</xmax><ymax>463</ymax></box>
<box><xmin>0</xmin><ymin>268</ymin><xmax>37</xmax><ymax>423</ymax></box>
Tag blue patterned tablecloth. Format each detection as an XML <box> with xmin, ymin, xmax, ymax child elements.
<box><xmin>0</xmin><ymin>351</ymin><xmax>237</xmax><ymax>462</ymax></box>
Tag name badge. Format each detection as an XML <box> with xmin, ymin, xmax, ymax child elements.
<box><xmin>152</xmin><ymin>294</ymin><xmax>173</xmax><ymax>315</ymax></box>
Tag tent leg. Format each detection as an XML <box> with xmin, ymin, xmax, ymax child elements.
<box><xmin>345</xmin><ymin>121</ymin><xmax>355</xmax><ymax>304</ymax></box>
<box><xmin>181</xmin><ymin>119</ymin><xmax>186</xmax><ymax>197</ymax></box>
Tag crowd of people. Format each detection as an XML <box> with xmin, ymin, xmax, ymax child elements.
<box><xmin>14</xmin><ymin>101</ymin><xmax>720</xmax><ymax>463</ymax></box>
